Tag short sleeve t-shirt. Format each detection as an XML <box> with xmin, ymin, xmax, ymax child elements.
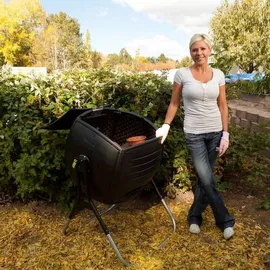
<box><xmin>174</xmin><ymin>67</ymin><xmax>225</xmax><ymax>134</ymax></box>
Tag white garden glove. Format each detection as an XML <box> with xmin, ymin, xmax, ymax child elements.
<box><xmin>156</xmin><ymin>124</ymin><xmax>170</xmax><ymax>144</ymax></box>
<box><xmin>218</xmin><ymin>131</ymin><xmax>229</xmax><ymax>156</ymax></box>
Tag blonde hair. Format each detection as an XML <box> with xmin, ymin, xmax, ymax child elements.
<box><xmin>189</xmin><ymin>34</ymin><xmax>212</xmax><ymax>50</ymax></box>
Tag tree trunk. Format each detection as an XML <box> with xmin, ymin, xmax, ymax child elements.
<box><xmin>248</xmin><ymin>63</ymin><xmax>254</xmax><ymax>73</ymax></box>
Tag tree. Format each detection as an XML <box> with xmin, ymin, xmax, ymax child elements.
<box><xmin>119</xmin><ymin>48</ymin><xmax>132</xmax><ymax>65</ymax></box>
<box><xmin>146</xmin><ymin>57</ymin><xmax>157</xmax><ymax>64</ymax></box>
<box><xmin>210</xmin><ymin>0</ymin><xmax>270</xmax><ymax>73</ymax></box>
<box><xmin>83</xmin><ymin>29</ymin><xmax>91</xmax><ymax>53</ymax></box>
<box><xmin>157</xmin><ymin>53</ymin><xmax>168</xmax><ymax>63</ymax></box>
<box><xmin>77</xmin><ymin>29</ymin><xmax>92</xmax><ymax>68</ymax></box>
<box><xmin>31</xmin><ymin>23</ymin><xmax>58</xmax><ymax>69</ymax></box>
<box><xmin>105</xmin><ymin>53</ymin><xmax>120</xmax><ymax>67</ymax></box>
<box><xmin>91</xmin><ymin>51</ymin><xmax>102</xmax><ymax>68</ymax></box>
<box><xmin>134</xmin><ymin>56</ymin><xmax>148</xmax><ymax>64</ymax></box>
<box><xmin>177</xmin><ymin>56</ymin><xmax>193</xmax><ymax>68</ymax></box>
<box><xmin>0</xmin><ymin>52</ymin><xmax>4</xmax><ymax>66</ymax></box>
<box><xmin>31</xmin><ymin>11</ymin><xmax>83</xmax><ymax>70</ymax></box>
<box><xmin>48</xmin><ymin>12</ymin><xmax>82</xmax><ymax>69</ymax></box>
<box><xmin>0</xmin><ymin>0</ymin><xmax>45</xmax><ymax>66</ymax></box>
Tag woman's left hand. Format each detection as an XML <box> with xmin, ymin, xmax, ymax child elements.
<box><xmin>219</xmin><ymin>138</ymin><xmax>229</xmax><ymax>156</ymax></box>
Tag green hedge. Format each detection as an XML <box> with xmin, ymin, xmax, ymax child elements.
<box><xmin>0</xmin><ymin>68</ymin><xmax>269</xmax><ymax>205</ymax></box>
<box><xmin>0</xmin><ymin>68</ymin><xmax>192</xmax><ymax>203</ymax></box>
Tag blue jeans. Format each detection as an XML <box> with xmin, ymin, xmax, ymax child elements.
<box><xmin>185</xmin><ymin>131</ymin><xmax>235</xmax><ymax>230</ymax></box>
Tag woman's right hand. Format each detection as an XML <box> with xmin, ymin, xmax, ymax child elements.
<box><xmin>156</xmin><ymin>124</ymin><xmax>170</xmax><ymax>144</ymax></box>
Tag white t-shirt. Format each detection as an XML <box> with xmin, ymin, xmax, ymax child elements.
<box><xmin>174</xmin><ymin>67</ymin><xmax>225</xmax><ymax>134</ymax></box>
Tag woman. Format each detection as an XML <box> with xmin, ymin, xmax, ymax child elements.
<box><xmin>156</xmin><ymin>34</ymin><xmax>235</xmax><ymax>239</ymax></box>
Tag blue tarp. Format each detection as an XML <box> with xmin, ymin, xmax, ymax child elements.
<box><xmin>225</xmin><ymin>73</ymin><xmax>264</xmax><ymax>83</ymax></box>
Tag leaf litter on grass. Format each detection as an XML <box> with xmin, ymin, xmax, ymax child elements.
<box><xmin>0</xmin><ymin>199</ymin><xmax>269</xmax><ymax>270</ymax></box>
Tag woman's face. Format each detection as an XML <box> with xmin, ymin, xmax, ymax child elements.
<box><xmin>190</xmin><ymin>40</ymin><xmax>211</xmax><ymax>65</ymax></box>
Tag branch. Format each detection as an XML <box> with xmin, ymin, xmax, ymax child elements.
<box><xmin>0</xmin><ymin>199</ymin><xmax>12</xmax><ymax>204</ymax></box>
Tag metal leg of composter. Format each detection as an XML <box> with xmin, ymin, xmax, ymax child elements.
<box><xmin>66</xmin><ymin>155</ymin><xmax>131</xmax><ymax>267</ymax></box>
<box><xmin>88</xmin><ymin>203</ymin><xmax>116</xmax><ymax>222</ymax></box>
<box><xmin>151</xmin><ymin>179</ymin><xmax>177</xmax><ymax>248</ymax></box>
<box><xmin>63</xmin><ymin>176</ymin><xmax>82</xmax><ymax>235</ymax></box>
<box><xmin>63</xmin><ymin>155</ymin><xmax>87</xmax><ymax>235</ymax></box>
<box><xmin>63</xmin><ymin>199</ymin><xmax>78</xmax><ymax>235</ymax></box>
<box><xmin>88</xmin><ymin>199</ymin><xmax>132</xmax><ymax>267</ymax></box>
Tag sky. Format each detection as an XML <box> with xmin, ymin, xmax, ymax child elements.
<box><xmin>40</xmin><ymin>0</ymin><xmax>227</xmax><ymax>61</ymax></box>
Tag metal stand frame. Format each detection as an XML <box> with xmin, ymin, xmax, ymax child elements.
<box><xmin>63</xmin><ymin>155</ymin><xmax>176</xmax><ymax>267</ymax></box>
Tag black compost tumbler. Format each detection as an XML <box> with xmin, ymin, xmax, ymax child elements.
<box><xmin>45</xmin><ymin>106</ymin><xmax>176</xmax><ymax>267</ymax></box>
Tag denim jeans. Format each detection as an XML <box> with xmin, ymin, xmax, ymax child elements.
<box><xmin>185</xmin><ymin>131</ymin><xmax>235</xmax><ymax>230</ymax></box>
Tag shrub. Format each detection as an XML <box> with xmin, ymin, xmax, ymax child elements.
<box><xmin>226</xmin><ymin>73</ymin><xmax>270</xmax><ymax>99</ymax></box>
<box><xmin>0</xmin><ymin>67</ymin><xmax>269</xmax><ymax>204</ymax></box>
<box><xmin>0</xmin><ymin>68</ymin><xmax>192</xmax><ymax>203</ymax></box>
